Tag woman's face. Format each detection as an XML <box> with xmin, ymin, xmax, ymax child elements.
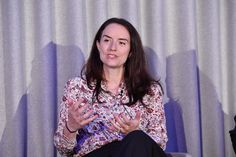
<box><xmin>96</xmin><ymin>23</ymin><xmax>131</xmax><ymax>70</ymax></box>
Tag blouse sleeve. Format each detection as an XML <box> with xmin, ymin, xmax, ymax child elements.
<box><xmin>141</xmin><ymin>83</ymin><xmax>168</xmax><ymax>149</ymax></box>
<box><xmin>54</xmin><ymin>78</ymin><xmax>78</xmax><ymax>156</ymax></box>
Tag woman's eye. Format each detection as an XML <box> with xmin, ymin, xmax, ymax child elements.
<box><xmin>103</xmin><ymin>38</ymin><xmax>110</xmax><ymax>42</ymax></box>
<box><xmin>119</xmin><ymin>41</ymin><xmax>126</xmax><ymax>45</ymax></box>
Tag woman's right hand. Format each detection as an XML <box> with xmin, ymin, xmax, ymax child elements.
<box><xmin>66</xmin><ymin>99</ymin><xmax>98</xmax><ymax>133</ymax></box>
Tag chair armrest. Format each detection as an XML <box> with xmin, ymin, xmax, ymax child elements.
<box><xmin>166</xmin><ymin>152</ymin><xmax>192</xmax><ymax>157</ymax></box>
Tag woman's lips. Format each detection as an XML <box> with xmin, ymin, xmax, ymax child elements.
<box><xmin>107</xmin><ymin>54</ymin><xmax>117</xmax><ymax>59</ymax></box>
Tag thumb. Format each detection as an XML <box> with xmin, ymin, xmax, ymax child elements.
<box><xmin>134</xmin><ymin>111</ymin><xmax>141</xmax><ymax>120</ymax></box>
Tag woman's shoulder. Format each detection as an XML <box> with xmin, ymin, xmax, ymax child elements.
<box><xmin>140</xmin><ymin>81</ymin><xmax>163</xmax><ymax>106</ymax></box>
<box><xmin>149</xmin><ymin>81</ymin><xmax>164</xmax><ymax>96</ymax></box>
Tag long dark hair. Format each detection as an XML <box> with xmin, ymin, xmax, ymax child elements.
<box><xmin>81</xmin><ymin>17</ymin><xmax>162</xmax><ymax>106</ymax></box>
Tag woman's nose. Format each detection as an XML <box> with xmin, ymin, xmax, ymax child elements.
<box><xmin>110</xmin><ymin>41</ymin><xmax>117</xmax><ymax>51</ymax></box>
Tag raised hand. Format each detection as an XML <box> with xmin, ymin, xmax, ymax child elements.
<box><xmin>66</xmin><ymin>99</ymin><xmax>98</xmax><ymax>133</ymax></box>
<box><xmin>108</xmin><ymin>111</ymin><xmax>141</xmax><ymax>134</ymax></box>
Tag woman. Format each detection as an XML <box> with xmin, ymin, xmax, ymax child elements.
<box><xmin>54</xmin><ymin>17</ymin><xmax>168</xmax><ymax>157</ymax></box>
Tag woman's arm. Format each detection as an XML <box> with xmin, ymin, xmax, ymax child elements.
<box><xmin>54</xmin><ymin>79</ymin><xmax>78</xmax><ymax>155</ymax></box>
<box><xmin>142</xmin><ymin>83</ymin><xmax>168</xmax><ymax>149</ymax></box>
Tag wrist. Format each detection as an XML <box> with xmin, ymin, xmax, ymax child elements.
<box><xmin>65</xmin><ymin>121</ymin><xmax>77</xmax><ymax>133</ymax></box>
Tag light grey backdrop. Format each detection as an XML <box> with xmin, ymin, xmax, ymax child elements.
<box><xmin>0</xmin><ymin>0</ymin><xmax>235</xmax><ymax>157</ymax></box>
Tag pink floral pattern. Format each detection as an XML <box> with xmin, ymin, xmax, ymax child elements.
<box><xmin>54</xmin><ymin>77</ymin><xmax>168</xmax><ymax>156</ymax></box>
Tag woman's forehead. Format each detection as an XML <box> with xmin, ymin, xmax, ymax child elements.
<box><xmin>102</xmin><ymin>23</ymin><xmax>130</xmax><ymax>39</ymax></box>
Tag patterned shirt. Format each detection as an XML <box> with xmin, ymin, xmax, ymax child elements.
<box><xmin>54</xmin><ymin>77</ymin><xmax>168</xmax><ymax>156</ymax></box>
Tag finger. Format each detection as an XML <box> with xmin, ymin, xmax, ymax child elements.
<box><xmin>80</xmin><ymin>109</ymin><xmax>95</xmax><ymax>120</ymax></box>
<box><xmin>120</xmin><ymin>113</ymin><xmax>130</xmax><ymax>125</ymax></box>
<box><xmin>129</xmin><ymin>111</ymin><xmax>141</xmax><ymax>130</ymax></box>
<box><xmin>80</xmin><ymin>114</ymin><xmax>98</xmax><ymax>126</ymax></box>
<box><xmin>73</xmin><ymin>99</ymin><xmax>84</xmax><ymax>110</ymax></box>
<box><xmin>106</xmin><ymin>123</ymin><xmax>116</xmax><ymax>132</ymax></box>
<box><xmin>68</xmin><ymin>100</ymin><xmax>80</xmax><ymax>112</ymax></box>
<box><xmin>113</xmin><ymin>114</ymin><xmax>122</xmax><ymax>124</ymax></box>
<box><xmin>114</xmin><ymin>114</ymin><xmax>128</xmax><ymax>129</ymax></box>
<box><xmin>112</xmin><ymin>116</ymin><xmax>127</xmax><ymax>133</ymax></box>
<box><xmin>69</xmin><ymin>103</ymin><xmax>87</xmax><ymax>118</ymax></box>
<box><xmin>134</xmin><ymin>111</ymin><xmax>141</xmax><ymax>121</ymax></box>
<box><xmin>76</xmin><ymin>103</ymin><xmax>89</xmax><ymax>115</ymax></box>
<box><xmin>110</xmin><ymin>119</ymin><xmax>122</xmax><ymax>132</ymax></box>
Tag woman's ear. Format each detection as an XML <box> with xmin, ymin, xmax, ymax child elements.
<box><xmin>128</xmin><ymin>52</ymin><xmax>132</xmax><ymax>58</ymax></box>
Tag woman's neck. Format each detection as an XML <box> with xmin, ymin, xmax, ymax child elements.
<box><xmin>103</xmin><ymin>67</ymin><xmax>124</xmax><ymax>94</ymax></box>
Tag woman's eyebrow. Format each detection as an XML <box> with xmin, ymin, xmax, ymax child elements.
<box><xmin>102</xmin><ymin>35</ymin><xmax>129</xmax><ymax>42</ymax></box>
<box><xmin>118</xmin><ymin>38</ymin><xmax>129</xmax><ymax>42</ymax></box>
<box><xmin>102</xmin><ymin>35</ymin><xmax>112</xmax><ymax>39</ymax></box>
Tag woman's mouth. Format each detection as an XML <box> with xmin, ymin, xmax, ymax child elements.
<box><xmin>107</xmin><ymin>54</ymin><xmax>117</xmax><ymax>59</ymax></box>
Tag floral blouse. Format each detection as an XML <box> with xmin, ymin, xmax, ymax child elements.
<box><xmin>54</xmin><ymin>77</ymin><xmax>168</xmax><ymax>157</ymax></box>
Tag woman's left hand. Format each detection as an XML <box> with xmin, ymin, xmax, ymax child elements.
<box><xmin>108</xmin><ymin>111</ymin><xmax>141</xmax><ymax>134</ymax></box>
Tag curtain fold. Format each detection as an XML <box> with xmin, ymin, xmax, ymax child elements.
<box><xmin>0</xmin><ymin>0</ymin><xmax>235</xmax><ymax>157</ymax></box>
